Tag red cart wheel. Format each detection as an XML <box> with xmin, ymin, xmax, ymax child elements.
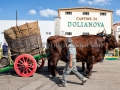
<box><xmin>14</xmin><ymin>54</ymin><xmax>37</xmax><ymax>77</ymax></box>
<box><xmin>37</xmin><ymin>58</ymin><xmax>45</xmax><ymax>71</ymax></box>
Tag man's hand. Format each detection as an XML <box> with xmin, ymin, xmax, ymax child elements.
<box><xmin>69</xmin><ymin>54</ymin><xmax>73</xmax><ymax>68</ymax></box>
<box><xmin>69</xmin><ymin>62</ymin><xmax>72</xmax><ymax>68</ymax></box>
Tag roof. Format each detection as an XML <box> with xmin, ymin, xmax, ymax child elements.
<box><xmin>58</xmin><ymin>7</ymin><xmax>113</xmax><ymax>12</ymax></box>
<box><xmin>113</xmin><ymin>21</ymin><xmax>120</xmax><ymax>26</ymax></box>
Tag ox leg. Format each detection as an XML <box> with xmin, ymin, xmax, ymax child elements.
<box><xmin>81</xmin><ymin>62</ymin><xmax>85</xmax><ymax>72</ymax></box>
<box><xmin>48</xmin><ymin>58</ymin><xmax>51</xmax><ymax>71</ymax></box>
<box><xmin>86</xmin><ymin>63</ymin><xmax>93</xmax><ymax>78</ymax></box>
<box><xmin>86</xmin><ymin>56</ymin><xmax>94</xmax><ymax>78</ymax></box>
<box><xmin>50</xmin><ymin>57</ymin><xmax>59</xmax><ymax>78</ymax></box>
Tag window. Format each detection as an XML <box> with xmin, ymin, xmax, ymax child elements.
<box><xmin>100</xmin><ymin>13</ymin><xmax>106</xmax><ymax>16</ymax></box>
<box><xmin>119</xmin><ymin>35</ymin><xmax>120</xmax><ymax>38</ymax></box>
<box><xmin>65</xmin><ymin>32</ymin><xmax>72</xmax><ymax>35</ymax></box>
<box><xmin>1</xmin><ymin>32</ymin><xmax>4</xmax><ymax>34</ymax></box>
<box><xmin>83</xmin><ymin>32</ymin><xmax>89</xmax><ymax>35</ymax></box>
<box><xmin>46</xmin><ymin>32</ymin><xmax>48</xmax><ymax>34</ymax></box>
<box><xmin>65</xmin><ymin>12</ymin><xmax>72</xmax><ymax>15</ymax></box>
<box><xmin>46</xmin><ymin>32</ymin><xmax>51</xmax><ymax>35</ymax></box>
<box><xmin>118</xmin><ymin>28</ymin><xmax>120</xmax><ymax>31</ymax></box>
<box><xmin>83</xmin><ymin>12</ymin><xmax>89</xmax><ymax>15</ymax></box>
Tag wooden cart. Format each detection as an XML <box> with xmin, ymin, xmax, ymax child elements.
<box><xmin>0</xmin><ymin>21</ymin><xmax>50</xmax><ymax>77</ymax></box>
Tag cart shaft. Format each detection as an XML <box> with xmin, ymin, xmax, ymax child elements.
<box><xmin>34</xmin><ymin>53</ymin><xmax>50</xmax><ymax>61</ymax></box>
<box><xmin>0</xmin><ymin>63</ymin><xmax>14</xmax><ymax>73</ymax></box>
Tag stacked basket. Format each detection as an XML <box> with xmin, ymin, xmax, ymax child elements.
<box><xmin>4</xmin><ymin>21</ymin><xmax>42</xmax><ymax>60</ymax></box>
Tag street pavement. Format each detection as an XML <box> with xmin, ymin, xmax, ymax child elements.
<box><xmin>0</xmin><ymin>59</ymin><xmax>120</xmax><ymax>90</ymax></box>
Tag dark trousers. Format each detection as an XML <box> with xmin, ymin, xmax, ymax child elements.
<box><xmin>3</xmin><ymin>51</ymin><xmax>8</xmax><ymax>56</ymax></box>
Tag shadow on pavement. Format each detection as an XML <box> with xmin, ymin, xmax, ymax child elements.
<box><xmin>0</xmin><ymin>68</ymin><xmax>19</xmax><ymax>77</ymax></box>
<box><xmin>36</xmin><ymin>65</ymin><xmax>97</xmax><ymax>85</ymax></box>
<box><xmin>0</xmin><ymin>64</ymin><xmax>97</xmax><ymax>85</ymax></box>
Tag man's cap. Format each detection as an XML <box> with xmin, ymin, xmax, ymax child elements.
<box><xmin>66</xmin><ymin>37</ymin><xmax>72</xmax><ymax>43</ymax></box>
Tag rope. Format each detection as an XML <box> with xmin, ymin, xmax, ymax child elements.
<box><xmin>9</xmin><ymin>47</ymin><xmax>41</xmax><ymax>53</ymax></box>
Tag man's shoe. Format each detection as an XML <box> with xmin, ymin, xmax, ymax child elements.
<box><xmin>81</xmin><ymin>78</ymin><xmax>87</xmax><ymax>85</ymax></box>
<box><xmin>58</xmin><ymin>83</ymin><xmax>67</xmax><ymax>87</ymax></box>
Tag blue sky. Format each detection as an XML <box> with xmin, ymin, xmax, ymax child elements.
<box><xmin>0</xmin><ymin>0</ymin><xmax>120</xmax><ymax>23</ymax></box>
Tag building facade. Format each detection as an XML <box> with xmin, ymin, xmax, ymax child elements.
<box><xmin>113</xmin><ymin>22</ymin><xmax>120</xmax><ymax>43</ymax></box>
<box><xmin>55</xmin><ymin>7</ymin><xmax>113</xmax><ymax>37</ymax></box>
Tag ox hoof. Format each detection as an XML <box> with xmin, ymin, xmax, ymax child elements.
<box><xmin>86</xmin><ymin>76</ymin><xmax>90</xmax><ymax>79</ymax></box>
<box><xmin>51</xmin><ymin>76</ymin><xmax>57</xmax><ymax>79</ymax></box>
<box><xmin>56</xmin><ymin>74</ymin><xmax>60</xmax><ymax>77</ymax></box>
<box><xmin>49</xmin><ymin>75</ymin><xmax>56</xmax><ymax>79</ymax></box>
<box><xmin>55</xmin><ymin>74</ymin><xmax>60</xmax><ymax>78</ymax></box>
<box><xmin>86</xmin><ymin>75</ymin><xmax>91</xmax><ymax>79</ymax></box>
<box><xmin>49</xmin><ymin>75</ymin><xmax>57</xmax><ymax>79</ymax></box>
<box><xmin>49</xmin><ymin>73</ymin><xmax>60</xmax><ymax>79</ymax></box>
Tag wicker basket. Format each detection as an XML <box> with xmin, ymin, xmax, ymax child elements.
<box><xmin>4</xmin><ymin>21</ymin><xmax>42</xmax><ymax>61</ymax></box>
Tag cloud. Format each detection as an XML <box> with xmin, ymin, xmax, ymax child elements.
<box><xmin>39</xmin><ymin>8</ymin><xmax>58</xmax><ymax>17</ymax></box>
<box><xmin>116</xmin><ymin>9</ymin><xmax>120</xmax><ymax>16</ymax></box>
<box><xmin>94</xmin><ymin>0</ymin><xmax>111</xmax><ymax>5</ymax></box>
<box><xmin>87</xmin><ymin>1</ymin><xmax>93</xmax><ymax>5</ymax></box>
<box><xmin>0</xmin><ymin>8</ymin><xmax>2</xmax><ymax>11</ymax></box>
<box><xmin>28</xmin><ymin>10</ymin><xmax>37</xmax><ymax>15</ymax></box>
<box><xmin>78</xmin><ymin>0</ymin><xmax>86</xmax><ymax>3</ymax></box>
<box><xmin>78</xmin><ymin>0</ymin><xmax>111</xmax><ymax>5</ymax></box>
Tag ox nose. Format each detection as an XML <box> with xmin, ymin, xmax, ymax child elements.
<box><xmin>116</xmin><ymin>42</ymin><xmax>119</xmax><ymax>47</ymax></box>
<box><xmin>118</xmin><ymin>43</ymin><xmax>120</xmax><ymax>48</ymax></box>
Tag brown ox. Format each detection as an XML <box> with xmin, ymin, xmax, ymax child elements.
<box><xmin>46</xmin><ymin>34</ymin><xmax>118</xmax><ymax>78</ymax></box>
<box><xmin>46</xmin><ymin>35</ymin><xmax>65</xmax><ymax>70</ymax></box>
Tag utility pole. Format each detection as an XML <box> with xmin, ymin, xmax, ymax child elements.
<box><xmin>16</xmin><ymin>10</ymin><xmax>22</xmax><ymax>37</ymax></box>
<box><xmin>16</xmin><ymin>10</ymin><xmax>18</xmax><ymax>26</ymax></box>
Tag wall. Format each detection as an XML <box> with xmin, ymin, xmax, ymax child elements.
<box><xmin>113</xmin><ymin>23</ymin><xmax>120</xmax><ymax>31</ymax></box>
<box><xmin>0</xmin><ymin>20</ymin><xmax>55</xmax><ymax>47</ymax></box>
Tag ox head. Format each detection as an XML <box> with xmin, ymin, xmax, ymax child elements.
<box><xmin>105</xmin><ymin>34</ymin><xmax>119</xmax><ymax>50</ymax></box>
<box><xmin>97</xmin><ymin>29</ymin><xmax>119</xmax><ymax>50</ymax></box>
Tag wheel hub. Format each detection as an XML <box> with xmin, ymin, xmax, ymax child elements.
<box><xmin>0</xmin><ymin>57</ymin><xmax>9</xmax><ymax>67</ymax></box>
<box><xmin>23</xmin><ymin>62</ymin><xmax>28</xmax><ymax>68</ymax></box>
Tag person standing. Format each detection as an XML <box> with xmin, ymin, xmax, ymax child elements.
<box><xmin>59</xmin><ymin>37</ymin><xmax>87</xmax><ymax>87</ymax></box>
<box><xmin>2</xmin><ymin>43</ymin><xmax>8</xmax><ymax>56</ymax></box>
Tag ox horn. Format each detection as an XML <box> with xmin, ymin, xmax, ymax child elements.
<box><xmin>98</xmin><ymin>30</ymin><xmax>100</xmax><ymax>33</ymax></box>
<box><xmin>103</xmin><ymin>28</ymin><xmax>106</xmax><ymax>34</ymax></box>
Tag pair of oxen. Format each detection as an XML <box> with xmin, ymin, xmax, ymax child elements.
<box><xmin>46</xmin><ymin>30</ymin><xmax>118</xmax><ymax>78</ymax></box>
